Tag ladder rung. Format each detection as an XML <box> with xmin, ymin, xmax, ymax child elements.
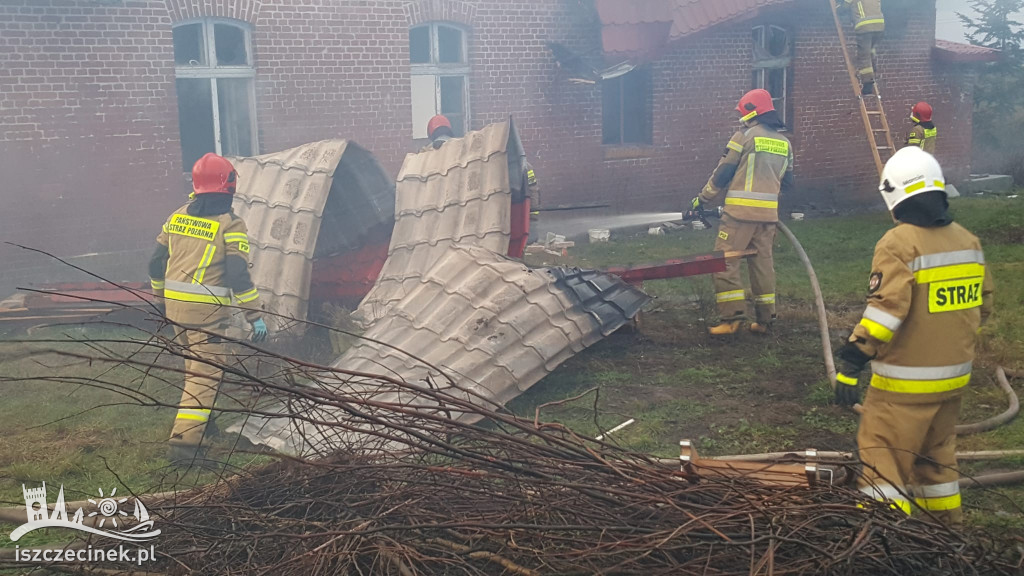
<box><xmin>866</xmin><ymin>111</ymin><xmax>882</xmax><ymax>115</ymax></box>
<box><xmin>873</xmin><ymin>128</ymin><xmax>887</xmax><ymax>132</ymax></box>
<box><xmin>876</xmin><ymin>146</ymin><xmax>891</xmax><ymax>150</ymax></box>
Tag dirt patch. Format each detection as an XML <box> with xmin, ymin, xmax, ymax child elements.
<box><xmin>978</xmin><ymin>225</ymin><xmax>1024</xmax><ymax>245</ymax></box>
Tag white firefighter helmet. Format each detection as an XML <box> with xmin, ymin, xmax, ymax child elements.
<box><xmin>878</xmin><ymin>146</ymin><xmax>946</xmax><ymax>212</ymax></box>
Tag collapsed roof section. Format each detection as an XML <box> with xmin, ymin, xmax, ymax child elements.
<box><xmin>232</xmin><ymin>121</ymin><xmax>649</xmax><ymax>456</ymax></box>
<box><xmin>232</xmin><ymin>244</ymin><xmax>649</xmax><ymax>457</ymax></box>
<box><xmin>355</xmin><ymin>120</ymin><xmax>525</xmax><ymax>325</ymax></box>
<box><xmin>230</xmin><ymin>140</ymin><xmax>394</xmax><ymax>330</ymax></box>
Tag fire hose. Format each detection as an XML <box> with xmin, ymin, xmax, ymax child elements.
<box><xmin>776</xmin><ymin>221</ymin><xmax>1023</xmax><ymax>488</ymax></box>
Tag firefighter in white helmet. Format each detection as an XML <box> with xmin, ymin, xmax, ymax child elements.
<box><xmin>149</xmin><ymin>152</ymin><xmax>268</xmax><ymax>465</ymax></box>
<box><xmin>835</xmin><ymin>147</ymin><xmax>993</xmax><ymax>527</ymax></box>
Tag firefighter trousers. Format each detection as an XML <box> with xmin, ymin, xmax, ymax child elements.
<box><xmin>857</xmin><ymin>388</ymin><xmax>963</xmax><ymax>527</ymax></box>
<box><xmin>712</xmin><ymin>214</ymin><xmax>776</xmax><ymax>323</ymax></box>
<box><xmin>855</xmin><ymin>31</ymin><xmax>883</xmax><ymax>84</ymax></box>
<box><xmin>168</xmin><ymin>320</ymin><xmax>229</xmax><ymax>448</ymax></box>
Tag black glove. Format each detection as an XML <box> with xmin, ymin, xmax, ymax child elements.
<box><xmin>835</xmin><ymin>341</ymin><xmax>871</xmax><ymax>407</ymax></box>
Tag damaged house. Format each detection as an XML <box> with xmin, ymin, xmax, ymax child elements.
<box><xmin>0</xmin><ymin>0</ymin><xmax>996</xmax><ymax>291</ymax></box>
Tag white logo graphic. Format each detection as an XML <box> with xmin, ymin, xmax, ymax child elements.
<box><xmin>10</xmin><ymin>482</ymin><xmax>161</xmax><ymax>543</ymax></box>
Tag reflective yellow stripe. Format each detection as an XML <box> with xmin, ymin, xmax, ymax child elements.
<box><xmin>725</xmin><ymin>198</ymin><xmax>778</xmax><ymax>209</ymax></box>
<box><xmin>726</xmin><ymin>141</ymin><xmax>744</xmax><ymax>153</ymax></box>
<box><xmin>836</xmin><ymin>372</ymin><xmax>858</xmax><ymax>385</ymax></box>
<box><xmin>150</xmin><ymin>279</ymin><xmax>165</xmax><ymax>290</ymax></box>
<box><xmin>932</xmin><ymin>180</ymin><xmax>945</xmax><ymax>190</ymax></box>
<box><xmin>745</xmin><ymin>152</ymin><xmax>756</xmax><ymax>191</ymax></box>
<box><xmin>235</xmin><ymin>288</ymin><xmax>259</xmax><ymax>304</ymax></box>
<box><xmin>855</xmin><ymin>18</ymin><xmax>884</xmax><ymax>29</ymax></box>
<box><xmin>164</xmin><ymin>289</ymin><xmax>231</xmax><ymax>305</ymax></box>
<box><xmin>913</xmin><ymin>263</ymin><xmax>985</xmax><ymax>284</ymax></box>
<box><xmin>905</xmin><ymin>181</ymin><xmax>927</xmax><ymax>194</ymax></box>
<box><xmin>175</xmin><ymin>408</ymin><xmax>211</xmax><ymax>422</ymax></box>
<box><xmin>223</xmin><ymin>232</ymin><xmax>248</xmax><ymax>242</ymax></box>
<box><xmin>858</xmin><ymin>317</ymin><xmax>894</xmax><ymax>343</ymax></box>
<box><xmin>908</xmin><ymin>138</ymin><xmax>922</xmax><ymax>145</ymax></box>
<box><xmin>716</xmin><ymin>290</ymin><xmax>745</xmax><ymax>303</ymax></box>
<box><xmin>192</xmin><ymin>245</ymin><xmax>216</xmax><ymax>285</ymax></box>
<box><xmin>740</xmin><ymin>110</ymin><xmax>758</xmax><ymax>122</ymax></box>
<box><xmin>924</xmin><ymin>128</ymin><xmax>937</xmax><ymax>138</ymax></box>
<box><xmin>870</xmin><ymin>373</ymin><xmax>971</xmax><ymax>394</ymax></box>
<box><xmin>915</xmin><ymin>493</ymin><xmax>961</xmax><ymax>511</ymax></box>
<box><xmin>754</xmin><ymin>293</ymin><xmax>775</xmax><ymax>304</ymax></box>
<box><xmin>858</xmin><ymin>67</ymin><xmax>874</xmax><ymax>75</ymax></box>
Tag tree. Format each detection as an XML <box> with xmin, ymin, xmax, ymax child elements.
<box><xmin>958</xmin><ymin>0</ymin><xmax>1024</xmax><ymax>57</ymax></box>
<box><xmin>958</xmin><ymin>0</ymin><xmax>1024</xmax><ymax>177</ymax></box>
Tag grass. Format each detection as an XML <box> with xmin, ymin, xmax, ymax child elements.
<box><xmin>0</xmin><ymin>196</ymin><xmax>1022</xmax><ymax>545</ymax></box>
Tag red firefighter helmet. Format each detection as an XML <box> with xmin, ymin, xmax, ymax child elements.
<box><xmin>911</xmin><ymin>101</ymin><xmax>933</xmax><ymax>123</ymax></box>
<box><xmin>736</xmin><ymin>89</ymin><xmax>775</xmax><ymax>122</ymax></box>
<box><xmin>191</xmin><ymin>153</ymin><xmax>237</xmax><ymax>195</ymax></box>
<box><xmin>427</xmin><ymin>114</ymin><xmax>453</xmax><ymax>140</ymax></box>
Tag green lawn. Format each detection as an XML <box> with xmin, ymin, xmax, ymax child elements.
<box><xmin>0</xmin><ymin>196</ymin><xmax>1022</xmax><ymax>547</ymax></box>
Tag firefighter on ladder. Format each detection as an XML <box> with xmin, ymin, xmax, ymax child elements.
<box><xmin>905</xmin><ymin>101</ymin><xmax>937</xmax><ymax>154</ymax></box>
<box><xmin>835</xmin><ymin>147</ymin><xmax>994</xmax><ymax>527</ymax></box>
<box><xmin>149</xmin><ymin>152</ymin><xmax>269</xmax><ymax>464</ymax></box>
<box><xmin>691</xmin><ymin>89</ymin><xmax>795</xmax><ymax>335</ymax></box>
<box><xmin>838</xmin><ymin>0</ymin><xmax>885</xmax><ymax>95</ymax></box>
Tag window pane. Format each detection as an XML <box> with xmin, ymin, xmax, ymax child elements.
<box><xmin>175</xmin><ymin>78</ymin><xmax>215</xmax><ymax>171</ymax></box>
<box><xmin>173</xmin><ymin>23</ymin><xmax>205</xmax><ymax>66</ymax></box>
<box><xmin>767</xmin><ymin>68</ymin><xmax>785</xmax><ymax>97</ymax></box>
<box><xmin>438</xmin><ymin>25</ymin><xmax>464</xmax><ymax>63</ymax></box>
<box><xmin>215</xmin><ymin>23</ymin><xmax>248</xmax><ymax>66</ymax></box>
<box><xmin>768</xmin><ymin>26</ymin><xmax>788</xmax><ymax>57</ymax></box>
<box><xmin>440</xmin><ymin>76</ymin><xmax>465</xmax><ymax>136</ymax></box>
<box><xmin>411</xmin><ymin>75</ymin><xmax>436</xmax><ymax>138</ymax></box>
<box><xmin>601</xmin><ymin>77</ymin><xmax>622</xmax><ymax>145</ymax></box>
<box><xmin>217</xmin><ymin>78</ymin><xmax>254</xmax><ymax>157</ymax></box>
<box><xmin>621</xmin><ymin>68</ymin><xmax>652</xmax><ymax>144</ymax></box>
<box><xmin>751</xmin><ymin>26</ymin><xmax>765</xmax><ymax>49</ymax></box>
<box><xmin>410</xmin><ymin>26</ymin><xmax>431</xmax><ymax>64</ymax></box>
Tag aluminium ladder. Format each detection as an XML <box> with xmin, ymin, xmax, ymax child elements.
<box><xmin>828</xmin><ymin>0</ymin><xmax>896</xmax><ymax>176</ymax></box>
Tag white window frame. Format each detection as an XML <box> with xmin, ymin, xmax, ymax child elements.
<box><xmin>752</xmin><ymin>24</ymin><xmax>790</xmax><ymax>128</ymax></box>
<box><xmin>410</xmin><ymin>22</ymin><xmax>470</xmax><ymax>139</ymax></box>
<box><xmin>173</xmin><ymin>18</ymin><xmax>259</xmax><ymax>162</ymax></box>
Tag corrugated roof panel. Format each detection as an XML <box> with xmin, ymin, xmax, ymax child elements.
<box><xmin>230</xmin><ymin>243</ymin><xmax>649</xmax><ymax>456</ymax></box>
<box><xmin>228</xmin><ymin>140</ymin><xmax>394</xmax><ymax>330</ymax></box>
<box><xmin>356</xmin><ymin>121</ymin><xmax>514</xmax><ymax>323</ymax></box>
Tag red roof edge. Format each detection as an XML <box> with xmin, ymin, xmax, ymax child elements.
<box><xmin>933</xmin><ymin>39</ymin><xmax>1001</xmax><ymax>64</ymax></box>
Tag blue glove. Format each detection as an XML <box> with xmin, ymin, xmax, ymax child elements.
<box><xmin>691</xmin><ymin>196</ymin><xmax>702</xmax><ymax>210</ymax></box>
<box><xmin>251</xmin><ymin>318</ymin><xmax>268</xmax><ymax>343</ymax></box>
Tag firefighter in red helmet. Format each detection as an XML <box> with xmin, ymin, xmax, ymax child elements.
<box><xmin>148</xmin><ymin>152</ymin><xmax>268</xmax><ymax>465</ymax></box>
<box><xmin>690</xmin><ymin>89</ymin><xmax>796</xmax><ymax>335</ymax></box>
<box><xmin>905</xmin><ymin>101</ymin><xmax>937</xmax><ymax>154</ymax></box>
<box><xmin>425</xmin><ymin>114</ymin><xmax>455</xmax><ymax>150</ymax></box>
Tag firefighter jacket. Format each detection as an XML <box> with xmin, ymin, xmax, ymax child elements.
<box><xmin>907</xmin><ymin>123</ymin><xmax>937</xmax><ymax>154</ymax></box>
<box><xmin>843</xmin><ymin>0</ymin><xmax>884</xmax><ymax>33</ymax></box>
<box><xmin>850</xmin><ymin>222</ymin><xmax>993</xmax><ymax>404</ymax></box>
<box><xmin>699</xmin><ymin>122</ymin><xmax>795</xmax><ymax>223</ymax></box>
<box><xmin>524</xmin><ymin>161</ymin><xmax>540</xmax><ymax>207</ymax></box>
<box><xmin>149</xmin><ymin>203</ymin><xmax>263</xmax><ymax>327</ymax></box>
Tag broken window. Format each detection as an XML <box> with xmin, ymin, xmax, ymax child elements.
<box><xmin>410</xmin><ymin>23</ymin><xmax>470</xmax><ymax>139</ymax></box>
<box><xmin>173</xmin><ymin>19</ymin><xmax>257</xmax><ymax>171</ymax></box>
<box><xmin>752</xmin><ymin>25</ymin><xmax>791</xmax><ymax>127</ymax></box>
<box><xmin>602</xmin><ymin>67</ymin><xmax>653</xmax><ymax>146</ymax></box>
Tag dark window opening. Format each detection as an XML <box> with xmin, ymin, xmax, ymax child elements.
<box><xmin>214</xmin><ymin>23</ymin><xmax>247</xmax><ymax>66</ymax></box>
<box><xmin>752</xmin><ymin>25</ymin><xmax>792</xmax><ymax>127</ymax></box>
<box><xmin>173</xmin><ymin>23</ymin><xmax>205</xmax><ymax>66</ymax></box>
<box><xmin>410</xmin><ymin>26</ymin><xmax>431</xmax><ymax>64</ymax></box>
<box><xmin>602</xmin><ymin>68</ymin><xmax>652</xmax><ymax>146</ymax></box>
<box><xmin>438</xmin><ymin>25</ymin><xmax>464</xmax><ymax>63</ymax></box>
<box><xmin>176</xmin><ymin>78</ymin><xmax>215</xmax><ymax>170</ymax></box>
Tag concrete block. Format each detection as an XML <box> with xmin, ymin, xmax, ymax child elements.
<box><xmin>945</xmin><ymin>183</ymin><xmax>960</xmax><ymax>199</ymax></box>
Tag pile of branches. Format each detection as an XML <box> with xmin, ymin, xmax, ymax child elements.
<box><xmin>3</xmin><ymin>307</ymin><xmax>1021</xmax><ymax>575</ymax></box>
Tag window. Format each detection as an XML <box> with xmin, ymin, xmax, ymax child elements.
<box><xmin>602</xmin><ymin>67</ymin><xmax>652</xmax><ymax>146</ymax></box>
<box><xmin>173</xmin><ymin>19</ymin><xmax>257</xmax><ymax>171</ymax></box>
<box><xmin>751</xmin><ymin>25</ymin><xmax>791</xmax><ymax>127</ymax></box>
<box><xmin>410</xmin><ymin>23</ymin><xmax>469</xmax><ymax>139</ymax></box>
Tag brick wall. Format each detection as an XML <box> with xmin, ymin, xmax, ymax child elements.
<box><xmin>0</xmin><ymin>0</ymin><xmax>181</xmax><ymax>287</ymax></box>
<box><xmin>0</xmin><ymin>0</ymin><xmax>976</xmax><ymax>293</ymax></box>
